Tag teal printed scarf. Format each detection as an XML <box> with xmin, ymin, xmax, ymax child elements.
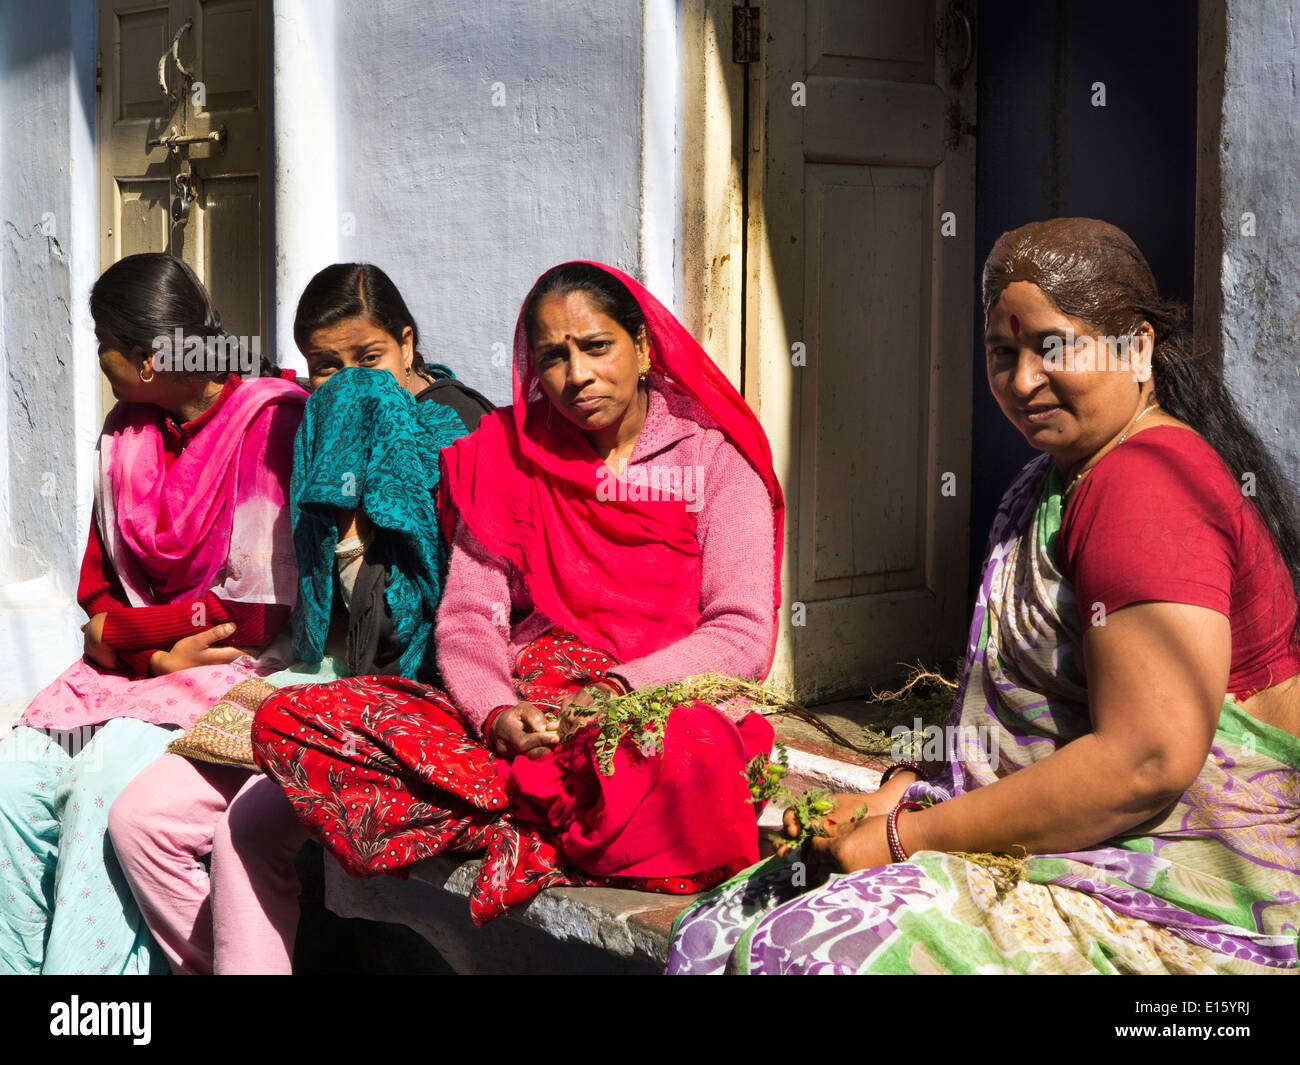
<box><xmin>291</xmin><ymin>367</ymin><xmax>466</xmax><ymax>681</ymax></box>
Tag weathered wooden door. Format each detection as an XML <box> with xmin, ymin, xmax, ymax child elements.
<box><xmin>747</xmin><ymin>1</ymin><xmax>978</xmax><ymax>698</ymax></box>
<box><xmin>97</xmin><ymin>0</ymin><xmax>266</xmax><ymax>413</ymax></box>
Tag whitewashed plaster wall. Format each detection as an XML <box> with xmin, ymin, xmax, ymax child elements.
<box><xmin>323</xmin><ymin>0</ymin><xmax>648</xmax><ymax>403</ymax></box>
<box><xmin>0</xmin><ymin>0</ymin><xmax>100</xmax><ymax>720</ymax></box>
<box><xmin>1215</xmin><ymin>2</ymin><xmax>1300</xmax><ymax>480</ymax></box>
<box><xmin>1</xmin><ymin>1</ymin><xmax>679</xmax><ymax>719</ymax></box>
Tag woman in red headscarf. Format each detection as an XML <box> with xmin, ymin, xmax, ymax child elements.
<box><xmin>251</xmin><ymin>262</ymin><xmax>785</xmax><ymax>924</ymax></box>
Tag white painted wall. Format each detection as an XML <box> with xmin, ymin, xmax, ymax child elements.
<box><xmin>1216</xmin><ymin>2</ymin><xmax>1300</xmax><ymax>480</ymax></box>
<box><xmin>0</xmin><ymin>0</ymin><xmax>100</xmax><ymax>723</ymax></box>
<box><xmin>319</xmin><ymin>0</ymin><xmax>647</xmax><ymax>404</ymax></box>
<box><xmin>640</xmin><ymin>0</ymin><xmax>683</xmax><ymax>314</ymax></box>
<box><xmin>1</xmin><ymin>0</ymin><xmax>670</xmax><ymax>722</ymax></box>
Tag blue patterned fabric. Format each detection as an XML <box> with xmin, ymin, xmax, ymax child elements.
<box><xmin>290</xmin><ymin>367</ymin><xmax>466</xmax><ymax>681</ymax></box>
<box><xmin>0</xmin><ymin>719</ymin><xmax>176</xmax><ymax>974</ymax></box>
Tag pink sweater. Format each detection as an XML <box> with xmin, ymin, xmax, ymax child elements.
<box><xmin>434</xmin><ymin>384</ymin><xmax>777</xmax><ymax>735</ymax></box>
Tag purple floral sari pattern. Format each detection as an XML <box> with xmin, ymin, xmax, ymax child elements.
<box><xmin>668</xmin><ymin>457</ymin><xmax>1300</xmax><ymax>975</ymax></box>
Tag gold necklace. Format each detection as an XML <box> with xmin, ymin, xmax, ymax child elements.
<box><xmin>1063</xmin><ymin>397</ymin><xmax>1160</xmax><ymax>498</ymax></box>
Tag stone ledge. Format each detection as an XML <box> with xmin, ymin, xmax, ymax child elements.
<box><xmin>321</xmin><ymin>731</ymin><xmax>882</xmax><ymax>972</ymax></box>
<box><xmin>410</xmin><ymin>855</ymin><xmax>695</xmax><ymax>966</ymax></box>
<box><xmin>784</xmin><ymin>743</ymin><xmax>883</xmax><ymax>794</ymax></box>
<box><xmin>323</xmin><ymin>858</ymin><xmax>681</xmax><ymax>973</ymax></box>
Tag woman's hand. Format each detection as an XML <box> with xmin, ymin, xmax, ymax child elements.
<box><xmin>490</xmin><ymin>701</ymin><xmax>559</xmax><ymax>760</ymax></box>
<box><xmin>553</xmin><ymin>681</ymin><xmax>620</xmax><ymax>742</ymax></box>
<box><xmin>149</xmin><ymin>623</ymin><xmax>245</xmax><ymax>675</ymax></box>
<box><xmin>804</xmin><ymin>813</ymin><xmax>894</xmax><ymax>875</ymax></box>
<box><xmin>335</xmin><ymin>506</ymin><xmax>372</xmax><ymax>542</ymax></box>
<box><xmin>773</xmin><ymin>770</ymin><xmax>920</xmax><ymax>859</ymax></box>
<box><xmin>81</xmin><ymin>612</ymin><xmax>119</xmax><ymax>670</ymax></box>
<box><xmin>776</xmin><ymin>792</ymin><xmax>870</xmax><ymax>855</ymax></box>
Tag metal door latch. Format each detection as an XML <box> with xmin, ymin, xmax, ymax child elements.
<box><xmin>148</xmin><ymin>126</ymin><xmax>227</xmax><ymax>153</ymax></box>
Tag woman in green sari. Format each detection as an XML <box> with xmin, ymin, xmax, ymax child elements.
<box><xmin>668</xmin><ymin>218</ymin><xmax>1300</xmax><ymax>975</ymax></box>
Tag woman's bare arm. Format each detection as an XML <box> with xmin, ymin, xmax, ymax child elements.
<box><xmin>817</xmin><ymin>601</ymin><xmax>1229</xmax><ymax>871</ymax></box>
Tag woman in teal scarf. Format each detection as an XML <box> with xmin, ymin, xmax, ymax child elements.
<box><xmin>668</xmin><ymin>219</ymin><xmax>1300</xmax><ymax>975</ymax></box>
<box><xmin>110</xmin><ymin>263</ymin><xmax>488</xmax><ymax>974</ymax></box>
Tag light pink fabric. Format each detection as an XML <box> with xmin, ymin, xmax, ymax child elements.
<box><xmin>435</xmin><ymin>384</ymin><xmax>776</xmax><ymax>735</ymax></box>
<box><xmin>439</xmin><ymin>260</ymin><xmax>783</xmax><ymax>668</ymax></box>
<box><xmin>108</xmin><ymin>755</ymin><xmax>306</xmax><ymax>976</ymax></box>
<box><xmin>21</xmin><ymin>658</ymin><xmax>260</xmax><ymax>732</ymax></box>
<box><xmin>96</xmin><ymin>376</ymin><xmax>305</xmax><ymax>608</ymax></box>
<box><xmin>23</xmin><ymin>389</ymin><xmax>301</xmax><ymax>731</ymax></box>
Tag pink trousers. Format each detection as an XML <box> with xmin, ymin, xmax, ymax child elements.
<box><xmin>108</xmin><ymin>754</ymin><xmax>308</xmax><ymax>975</ymax></box>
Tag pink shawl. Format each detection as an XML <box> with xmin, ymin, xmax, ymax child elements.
<box><xmin>95</xmin><ymin>376</ymin><xmax>307</xmax><ymax>607</ymax></box>
<box><xmin>23</xmin><ymin>376</ymin><xmax>307</xmax><ymax>732</ymax></box>
<box><xmin>439</xmin><ymin>262</ymin><xmax>784</xmax><ymax>670</ymax></box>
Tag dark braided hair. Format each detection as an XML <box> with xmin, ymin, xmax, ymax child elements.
<box><xmin>983</xmin><ymin>218</ymin><xmax>1300</xmax><ymax>646</ymax></box>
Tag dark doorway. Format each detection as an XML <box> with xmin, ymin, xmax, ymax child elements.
<box><xmin>969</xmin><ymin>0</ymin><xmax>1199</xmax><ymax>594</ymax></box>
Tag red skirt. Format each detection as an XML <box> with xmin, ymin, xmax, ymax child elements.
<box><xmin>251</xmin><ymin>632</ymin><xmax>774</xmax><ymax>925</ymax></box>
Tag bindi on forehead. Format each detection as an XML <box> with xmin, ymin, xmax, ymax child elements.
<box><xmin>1010</xmin><ymin>313</ymin><xmax>1021</xmax><ymax>339</ymax></box>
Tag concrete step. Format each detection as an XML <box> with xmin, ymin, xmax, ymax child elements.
<box><xmin>322</xmin><ymin>723</ymin><xmax>887</xmax><ymax>973</ymax></box>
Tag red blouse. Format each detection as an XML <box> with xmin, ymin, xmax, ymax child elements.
<box><xmin>1058</xmin><ymin>426</ymin><xmax>1300</xmax><ymax>698</ymax></box>
<box><xmin>77</xmin><ymin>373</ymin><xmax>296</xmax><ymax>677</ymax></box>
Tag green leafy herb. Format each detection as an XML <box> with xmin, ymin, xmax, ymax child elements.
<box><xmin>564</xmin><ymin>673</ymin><xmax>805</xmax><ymax>776</ymax></box>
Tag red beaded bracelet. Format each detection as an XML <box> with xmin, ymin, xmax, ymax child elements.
<box><xmin>886</xmin><ymin>801</ymin><xmax>925</xmax><ymax>863</ymax></box>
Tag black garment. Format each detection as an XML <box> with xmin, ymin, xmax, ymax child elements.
<box><xmin>412</xmin><ymin>363</ymin><xmax>496</xmax><ymax>433</ymax></box>
<box><xmin>341</xmin><ymin>366</ymin><xmax>492</xmax><ymax>678</ymax></box>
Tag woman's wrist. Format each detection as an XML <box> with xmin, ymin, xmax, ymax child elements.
<box><xmin>591</xmin><ymin>674</ymin><xmax>627</xmax><ymax>697</ymax></box>
<box><xmin>879</xmin><ymin>760</ymin><xmax>928</xmax><ymax>786</ymax></box>
<box><xmin>887</xmin><ymin>802</ymin><xmax>927</xmax><ymax>862</ymax></box>
<box><xmin>484</xmin><ymin>704</ymin><xmax>514</xmax><ymax>741</ymax></box>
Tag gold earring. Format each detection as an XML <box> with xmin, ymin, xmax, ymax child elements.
<box><xmin>139</xmin><ymin>364</ymin><xmax>155</xmax><ymax>384</ymax></box>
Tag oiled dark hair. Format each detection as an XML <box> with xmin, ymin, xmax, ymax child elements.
<box><xmin>983</xmin><ymin>217</ymin><xmax>1300</xmax><ymax>644</ymax></box>
<box><xmin>522</xmin><ymin>263</ymin><xmax>646</xmax><ymax>349</ymax></box>
<box><xmin>294</xmin><ymin>263</ymin><xmax>426</xmax><ymax>370</ymax></box>
<box><xmin>90</xmin><ymin>253</ymin><xmax>275</xmax><ymax>379</ymax></box>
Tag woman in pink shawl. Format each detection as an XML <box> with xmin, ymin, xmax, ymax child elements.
<box><xmin>252</xmin><ymin>261</ymin><xmax>784</xmax><ymax>925</ymax></box>
<box><xmin>0</xmin><ymin>254</ymin><xmax>305</xmax><ymax>974</ymax></box>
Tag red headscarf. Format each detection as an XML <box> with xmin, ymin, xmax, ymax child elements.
<box><xmin>439</xmin><ymin>262</ymin><xmax>784</xmax><ymax>673</ymax></box>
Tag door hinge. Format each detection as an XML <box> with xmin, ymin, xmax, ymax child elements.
<box><xmin>733</xmin><ymin>6</ymin><xmax>760</xmax><ymax>65</ymax></box>
<box><xmin>95</xmin><ymin>51</ymin><xmax>102</xmax><ymax>94</ymax></box>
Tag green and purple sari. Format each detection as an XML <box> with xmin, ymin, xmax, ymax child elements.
<box><xmin>667</xmin><ymin>456</ymin><xmax>1300</xmax><ymax>974</ymax></box>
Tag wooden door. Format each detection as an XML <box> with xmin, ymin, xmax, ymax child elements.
<box><xmin>747</xmin><ymin>0</ymin><xmax>978</xmax><ymax>698</ymax></box>
<box><xmin>97</xmin><ymin>0</ymin><xmax>266</xmax><ymax>415</ymax></box>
